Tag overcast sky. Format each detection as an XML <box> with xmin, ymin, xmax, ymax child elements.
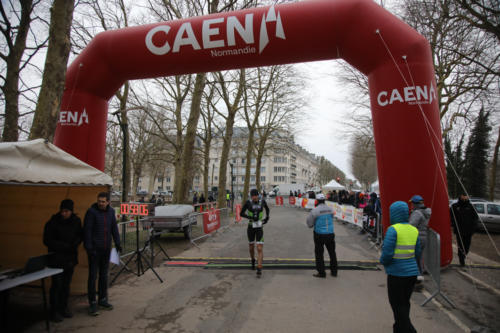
<box><xmin>294</xmin><ymin>60</ymin><xmax>358</xmax><ymax>180</ymax></box>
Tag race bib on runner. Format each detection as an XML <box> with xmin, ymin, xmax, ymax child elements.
<box><xmin>252</xmin><ymin>221</ymin><xmax>262</xmax><ymax>228</ymax></box>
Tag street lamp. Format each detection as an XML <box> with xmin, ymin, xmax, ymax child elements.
<box><xmin>211</xmin><ymin>163</ymin><xmax>215</xmax><ymax>188</ymax></box>
<box><xmin>229</xmin><ymin>163</ymin><xmax>234</xmax><ymax>212</ymax></box>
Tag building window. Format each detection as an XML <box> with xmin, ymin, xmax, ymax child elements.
<box><xmin>157</xmin><ymin>177</ymin><xmax>162</xmax><ymax>182</ymax></box>
<box><xmin>241</xmin><ymin>176</ymin><xmax>245</xmax><ymax>182</ymax></box>
<box><xmin>261</xmin><ymin>167</ymin><xmax>265</xmax><ymax>172</ymax></box>
<box><xmin>241</xmin><ymin>158</ymin><xmax>245</xmax><ymax>164</ymax></box>
<box><xmin>215</xmin><ymin>176</ymin><xmax>218</xmax><ymax>181</ymax></box>
<box><xmin>166</xmin><ymin>186</ymin><xmax>171</xmax><ymax>190</ymax></box>
<box><xmin>166</xmin><ymin>177</ymin><xmax>171</xmax><ymax>182</ymax></box>
<box><xmin>261</xmin><ymin>176</ymin><xmax>266</xmax><ymax>181</ymax></box>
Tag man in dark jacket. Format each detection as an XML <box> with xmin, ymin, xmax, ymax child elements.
<box><xmin>43</xmin><ymin>199</ymin><xmax>82</xmax><ymax>322</ymax></box>
<box><xmin>84</xmin><ymin>192</ymin><xmax>122</xmax><ymax>316</ymax></box>
<box><xmin>450</xmin><ymin>194</ymin><xmax>478</xmax><ymax>267</ymax></box>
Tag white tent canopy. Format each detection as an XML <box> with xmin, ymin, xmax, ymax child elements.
<box><xmin>322</xmin><ymin>179</ymin><xmax>345</xmax><ymax>191</ymax></box>
<box><xmin>0</xmin><ymin>139</ymin><xmax>112</xmax><ymax>185</ymax></box>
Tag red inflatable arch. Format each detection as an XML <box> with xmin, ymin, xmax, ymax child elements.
<box><xmin>54</xmin><ymin>0</ymin><xmax>452</xmax><ymax>265</ymax></box>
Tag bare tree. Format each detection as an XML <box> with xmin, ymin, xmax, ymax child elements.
<box><xmin>452</xmin><ymin>0</ymin><xmax>500</xmax><ymax>42</ymax></box>
<box><xmin>72</xmin><ymin>0</ymin><xmax>136</xmax><ymax>203</ymax></box>
<box><xmin>198</xmin><ymin>82</ymin><xmax>219</xmax><ymax>198</ymax></box>
<box><xmin>253</xmin><ymin>65</ymin><xmax>304</xmax><ymax>192</ymax></box>
<box><xmin>401</xmin><ymin>0</ymin><xmax>499</xmax><ymax>135</ymax></box>
<box><xmin>29</xmin><ymin>0</ymin><xmax>75</xmax><ymax>141</ymax></box>
<box><xmin>214</xmin><ymin>69</ymin><xmax>246</xmax><ymax>207</ymax></box>
<box><xmin>349</xmin><ymin>134</ymin><xmax>377</xmax><ymax>190</ymax></box>
<box><xmin>317</xmin><ymin>156</ymin><xmax>346</xmax><ymax>186</ymax></box>
<box><xmin>0</xmin><ymin>0</ymin><xmax>45</xmax><ymax>141</ymax></box>
<box><xmin>240</xmin><ymin>67</ymin><xmax>277</xmax><ymax>202</ymax></box>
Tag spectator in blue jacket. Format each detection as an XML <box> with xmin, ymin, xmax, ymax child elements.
<box><xmin>307</xmin><ymin>193</ymin><xmax>338</xmax><ymax>278</ymax></box>
<box><xmin>83</xmin><ymin>192</ymin><xmax>121</xmax><ymax>316</ymax></box>
<box><xmin>380</xmin><ymin>201</ymin><xmax>421</xmax><ymax>333</ymax></box>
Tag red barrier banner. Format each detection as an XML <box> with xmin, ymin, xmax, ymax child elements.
<box><xmin>235</xmin><ymin>204</ymin><xmax>242</xmax><ymax>222</ymax></box>
<box><xmin>301</xmin><ymin>198</ymin><xmax>308</xmax><ymax>208</ymax></box>
<box><xmin>289</xmin><ymin>196</ymin><xmax>296</xmax><ymax>205</ymax></box>
<box><xmin>275</xmin><ymin>196</ymin><xmax>284</xmax><ymax>206</ymax></box>
<box><xmin>203</xmin><ymin>208</ymin><xmax>220</xmax><ymax>234</ymax></box>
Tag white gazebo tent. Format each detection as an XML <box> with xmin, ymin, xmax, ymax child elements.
<box><xmin>322</xmin><ymin>179</ymin><xmax>346</xmax><ymax>191</ymax></box>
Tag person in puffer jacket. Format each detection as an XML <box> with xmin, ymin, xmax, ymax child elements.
<box><xmin>409</xmin><ymin>195</ymin><xmax>431</xmax><ymax>279</ymax></box>
<box><xmin>380</xmin><ymin>201</ymin><xmax>421</xmax><ymax>333</ymax></box>
<box><xmin>83</xmin><ymin>192</ymin><xmax>121</xmax><ymax>316</ymax></box>
<box><xmin>307</xmin><ymin>193</ymin><xmax>338</xmax><ymax>278</ymax></box>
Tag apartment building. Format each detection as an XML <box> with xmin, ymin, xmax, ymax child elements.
<box><xmin>131</xmin><ymin>127</ymin><xmax>320</xmax><ymax>195</ymax></box>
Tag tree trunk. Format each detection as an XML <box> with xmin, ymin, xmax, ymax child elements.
<box><xmin>255</xmin><ymin>138</ymin><xmax>266</xmax><ymax>191</ymax></box>
<box><xmin>203</xmin><ymin>136</ymin><xmax>211</xmax><ymax>198</ymax></box>
<box><xmin>489</xmin><ymin>126</ymin><xmax>500</xmax><ymax>201</ymax></box>
<box><xmin>217</xmin><ymin>120</ymin><xmax>235</xmax><ymax>208</ymax></box>
<box><xmin>29</xmin><ymin>0</ymin><xmax>75</xmax><ymax>141</ymax></box>
<box><xmin>132</xmin><ymin>166</ymin><xmax>142</xmax><ymax>201</ymax></box>
<box><xmin>216</xmin><ymin>69</ymin><xmax>245</xmax><ymax>207</ymax></box>
<box><xmin>114</xmin><ymin>82</ymin><xmax>131</xmax><ymax>204</ymax></box>
<box><xmin>242</xmin><ymin>128</ymin><xmax>255</xmax><ymax>203</ymax></box>
<box><xmin>175</xmin><ymin>72</ymin><xmax>206</xmax><ymax>204</ymax></box>
<box><xmin>2</xmin><ymin>0</ymin><xmax>33</xmax><ymax>141</ymax></box>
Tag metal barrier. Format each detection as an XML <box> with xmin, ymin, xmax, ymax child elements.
<box><xmin>421</xmin><ymin>228</ymin><xmax>455</xmax><ymax>308</ymax></box>
<box><xmin>117</xmin><ymin>217</ymin><xmax>151</xmax><ymax>258</ymax></box>
<box><xmin>190</xmin><ymin>208</ymin><xmax>232</xmax><ymax>246</ymax></box>
<box><xmin>193</xmin><ymin>201</ymin><xmax>219</xmax><ymax>212</ymax></box>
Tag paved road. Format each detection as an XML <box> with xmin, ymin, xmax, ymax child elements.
<box><xmin>20</xmin><ymin>205</ymin><xmax>500</xmax><ymax>332</ymax></box>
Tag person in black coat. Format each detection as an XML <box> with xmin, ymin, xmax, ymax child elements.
<box><xmin>83</xmin><ymin>192</ymin><xmax>121</xmax><ymax>316</ymax></box>
<box><xmin>450</xmin><ymin>194</ymin><xmax>479</xmax><ymax>267</ymax></box>
<box><xmin>43</xmin><ymin>199</ymin><xmax>82</xmax><ymax>322</ymax></box>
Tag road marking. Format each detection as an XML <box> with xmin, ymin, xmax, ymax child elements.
<box><xmin>421</xmin><ymin>289</ymin><xmax>469</xmax><ymax>332</ymax></box>
<box><xmin>172</xmin><ymin>256</ymin><xmax>380</xmax><ymax>263</ymax></box>
<box><xmin>457</xmin><ymin>270</ymin><xmax>500</xmax><ymax>297</ymax></box>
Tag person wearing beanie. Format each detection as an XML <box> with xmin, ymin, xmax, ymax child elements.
<box><xmin>450</xmin><ymin>194</ymin><xmax>478</xmax><ymax>267</ymax></box>
<box><xmin>240</xmin><ymin>188</ymin><xmax>270</xmax><ymax>277</ymax></box>
<box><xmin>306</xmin><ymin>193</ymin><xmax>338</xmax><ymax>278</ymax></box>
<box><xmin>43</xmin><ymin>199</ymin><xmax>82</xmax><ymax>322</ymax></box>
<box><xmin>380</xmin><ymin>201</ymin><xmax>421</xmax><ymax>333</ymax></box>
<box><xmin>409</xmin><ymin>195</ymin><xmax>431</xmax><ymax>280</ymax></box>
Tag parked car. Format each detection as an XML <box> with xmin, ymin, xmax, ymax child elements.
<box><xmin>472</xmin><ymin>201</ymin><xmax>500</xmax><ymax>233</ymax></box>
<box><xmin>137</xmin><ymin>189</ymin><xmax>148</xmax><ymax>196</ymax></box>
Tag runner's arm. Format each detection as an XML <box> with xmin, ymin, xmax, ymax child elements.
<box><xmin>263</xmin><ymin>200</ymin><xmax>270</xmax><ymax>223</ymax></box>
<box><xmin>239</xmin><ymin>201</ymin><xmax>251</xmax><ymax>219</ymax></box>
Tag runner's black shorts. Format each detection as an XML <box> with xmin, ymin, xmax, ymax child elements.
<box><xmin>247</xmin><ymin>225</ymin><xmax>264</xmax><ymax>244</ymax></box>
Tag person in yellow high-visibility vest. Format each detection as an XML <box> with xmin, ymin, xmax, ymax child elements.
<box><xmin>380</xmin><ymin>201</ymin><xmax>421</xmax><ymax>333</ymax></box>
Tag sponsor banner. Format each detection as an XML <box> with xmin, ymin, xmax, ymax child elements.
<box><xmin>353</xmin><ymin>209</ymin><xmax>364</xmax><ymax>227</ymax></box>
<box><xmin>235</xmin><ymin>204</ymin><xmax>242</xmax><ymax>222</ymax></box>
<box><xmin>289</xmin><ymin>196</ymin><xmax>296</xmax><ymax>205</ymax></box>
<box><xmin>343</xmin><ymin>206</ymin><xmax>354</xmax><ymax>224</ymax></box>
<box><xmin>203</xmin><ymin>208</ymin><xmax>220</xmax><ymax>234</ymax></box>
<box><xmin>305</xmin><ymin>199</ymin><xmax>316</xmax><ymax>209</ymax></box>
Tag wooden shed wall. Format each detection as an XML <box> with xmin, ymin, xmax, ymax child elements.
<box><xmin>0</xmin><ymin>184</ymin><xmax>109</xmax><ymax>294</ymax></box>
